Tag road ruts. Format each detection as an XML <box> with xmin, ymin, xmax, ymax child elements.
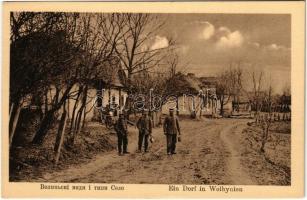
<box><xmin>35</xmin><ymin>118</ymin><xmax>253</xmax><ymax>185</ymax></box>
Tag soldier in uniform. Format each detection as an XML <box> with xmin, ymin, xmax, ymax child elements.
<box><xmin>114</xmin><ymin>113</ymin><xmax>129</xmax><ymax>156</ymax></box>
<box><xmin>163</xmin><ymin>108</ymin><xmax>181</xmax><ymax>155</ymax></box>
<box><xmin>137</xmin><ymin>109</ymin><xmax>153</xmax><ymax>153</ymax></box>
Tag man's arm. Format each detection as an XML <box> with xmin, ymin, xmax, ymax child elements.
<box><xmin>149</xmin><ymin>119</ymin><xmax>153</xmax><ymax>134</ymax></box>
<box><xmin>123</xmin><ymin>120</ymin><xmax>128</xmax><ymax>133</ymax></box>
<box><xmin>176</xmin><ymin>117</ymin><xmax>181</xmax><ymax>135</ymax></box>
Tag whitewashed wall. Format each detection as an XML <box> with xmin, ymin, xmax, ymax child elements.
<box><xmin>46</xmin><ymin>85</ymin><xmax>127</xmax><ymax>121</ymax></box>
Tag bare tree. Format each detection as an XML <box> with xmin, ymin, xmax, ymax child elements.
<box><xmin>216</xmin><ymin>63</ymin><xmax>243</xmax><ymax>116</ymax></box>
<box><xmin>216</xmin><ymin>71</ymin><xmax>231</xmax><ymax>116</ymax></box>
<box><xmin>115</xmin><ymin>14</ymin><xmax>175</xmax><ymax>91</ymax></box>
<box><xmin>246</xmin><ymin>69</ymin><xmax>277</xmax><ymax>153</ymax></box>
<box><xmin>10</xmin><ymin>12</ymin><xmax>81</xmax><ymax>145</ymax></box>
<box><xmin>259</xmin><ymin>84</ymin><xmax>274</xmax><ymax>153</ymax></box>
<box><xmin>229</xmin><ymin>64</ymin><xmax>243</xmax><ymax>112</ymax></box>
<box><xmin>10</xmin><ymin>12</ymin><xmax>126</xmax><ymax>145</ymax></box>
<box><xmin>112</xmin><ymin>14</ymin><xmax>175</xmax><ymax>118</ymax></box>
<box><xmin>248</xmin><ymin>70</ymin><xmax>264</xmax><ymax>122</ymax></box>
<box><xmin>66</xmin><ymin>13</ymin><xmax>126</xmax><ymax>145</ymax></box>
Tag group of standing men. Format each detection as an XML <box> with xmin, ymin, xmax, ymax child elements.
<box><xmin>114</xmin><ymin>109</ymin><xmax>181</xmax><ymax>156</ymax></box>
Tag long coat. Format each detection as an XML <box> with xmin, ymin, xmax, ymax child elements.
<box><xmin>137</xmin><ymin>116</ymin><xmax>152</xmax><ymax>135</ymax></box>
<box><xmin>163</xmin><ymin>116</ymin><xmax>180</xmax><ymax>135</ymax></box>
<box><xmin>115</xmin><ymin>118</ymin><xmax>128</xmax><ymax>135</ymax></box>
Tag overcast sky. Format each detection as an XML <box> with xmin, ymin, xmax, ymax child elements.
<box><xmin>151</xmin><ymin>14</ymin><xmax>291</xmax><ymax>94</ymax></box>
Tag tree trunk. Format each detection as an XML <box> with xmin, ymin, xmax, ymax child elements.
<box><xmin>32</xmin><ymin>85</ymin><xmax>73</xmax><ymax>144</ymax></box>
<box><xmin>67</xmin><ymin>96</ymin><xmax>70</xmax><ymax>120</ymax></box>
<box><xmin>81</xmin><ymin>87</ymin><xmax>88</xmax><ymax>129</ymax></box>
<box><xmin>9</xmin><ymin>104</ymin><xmax>21</xmax><ymax>148</ymax></box>
<box><xmin>9</xmin><ymin>103</ymin><xmax>14</xmax><ymax>121</ymax></box>
<box><xmin>52</xmin><ymin>87</ymin><xmax>60</xmax><ymax>109</ymax></box>
<box><xmin>81</xmin><ymin>104</ymin><xmax>87</xmax><ymax>129</ymax></box>
<box><xmin>69</xmin><ymin>87</ymin><xmax>82</xmax><ymax>134</ymax></box>
<box><xmin>54</xmin><ymin>110</ymin><xmax>68</xmax><ymax>165</ymax></box>
<box><xmin>125</xmin><ymin>95</ymin><xmax>132</xmax><ymax>120</ymax></box>
<box><xmin>31</xmin><ymin>109</ymin><xmax>55</xmax><ymax>144</ymax></box>
<box><xmin>71</xmin><ymin>86</ymin><xmax>88</xmax><ymax>145</ymax></box>
<box><xmin>71</xmin><ymin>108</ymin><xmax>83</xmax><ymax>145</ymax></box>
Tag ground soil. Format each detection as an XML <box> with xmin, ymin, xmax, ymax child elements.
<box><xmin>10</xmin><ymin>118</ymin><xmax>290</xmax><ymax>185</ymax></box>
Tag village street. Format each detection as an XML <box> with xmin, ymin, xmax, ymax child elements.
<box><xmin>8</xmin><ymin>12</ymin><xmax>293</xmax><ymax>192</ymax></box>
<box><xmin>39</xmin><ymin>118</ymin><xmax>258</xmax><ymax>185</ymax></box>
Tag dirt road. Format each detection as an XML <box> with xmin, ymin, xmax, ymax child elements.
<box><xmin>39</xmin><ymin>118</ymin><xmax>256</xmax><ymax>185</ymax></box>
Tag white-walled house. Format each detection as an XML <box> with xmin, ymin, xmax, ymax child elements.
<box><xmin>91</xmin><ymin>76</ymin><xmax>128</xmax><ymax>120</ymax></box>
<box><xmin>42</xmin><ymin>67</ymin><xmax>127</xmax><ymax>122</ymax></box>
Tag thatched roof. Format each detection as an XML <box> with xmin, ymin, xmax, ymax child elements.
<box><xmin>199</xmin><ymin>76</ymin><xmax>217</xmax><ymax>88</ymax></box>
<box><xmin>91</xmin><ymin>64</ymin><xmax>126</xmax><ymax>90</ymax></box>
<box><xmin>166</xmin><ymin>73</ymin><xmax>203</xmax><ymax>95</ymax></box>
<box><xmin>184</xmin><ymin>73</ymin><xmax>202</xmax><ymax>92</ymax></box>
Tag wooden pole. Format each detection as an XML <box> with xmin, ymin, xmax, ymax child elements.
<box><xmin>54</xmin><ymin>110</ymin><xmax>68</xmax><ymax>165</ymax></box>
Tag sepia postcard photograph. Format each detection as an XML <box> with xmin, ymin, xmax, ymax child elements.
<box><xmin>1</xmin><ymin>1</ymin><xmax>305</xmax><ymax>198</ymax></box>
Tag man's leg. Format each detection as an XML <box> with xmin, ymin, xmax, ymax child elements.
<box><xmin>171</xmin><ymin>134</ymin><xmax>177</xmax><ymax>154</ymax></box>
<box><xmin>117</xmin><ymin>134</ymin><xmax>123</xmax><ymax>155</ymax></box>
<box><xmin>144</xmin><ymin>134</ymin><xmax>149</xmax><ymax>152</ymax></box>
<box><xmin>123</xmin><ymin>135</ymin><xmax>129</xmax><ymax>153</ymax></box>
<box><xmin>138</xmin><ymin>132</ymin><xmax>144</xmax><ymax>151</ymax></box>
<box><xmin>166</xmin><ymin>134</ymin><xmax>172</xmax><ymax>155</ymax></box>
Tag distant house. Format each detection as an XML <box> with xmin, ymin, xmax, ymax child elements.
<box><xmin>198</xmin><ymin>76</ymin><xmax>220</xmax><ymax>116</ymax></box>
<box><xmin>232</xmin><ymin>94</ymin><xmax>251</xmax><ymax>114</ymax></box>
<box><xmin>199</xmin><ymin>76</ymin><xmax>217</xmax><ymax>89</ymax></box>
<box><xmin>161</xmin><ymin>73</ymin><xmax>255</xmax><ymax>117</ymax></box>
<box><xmin>162</xmin><ymin>73</ymin><xmax>220</xmax><ymax>117</ymax></box>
